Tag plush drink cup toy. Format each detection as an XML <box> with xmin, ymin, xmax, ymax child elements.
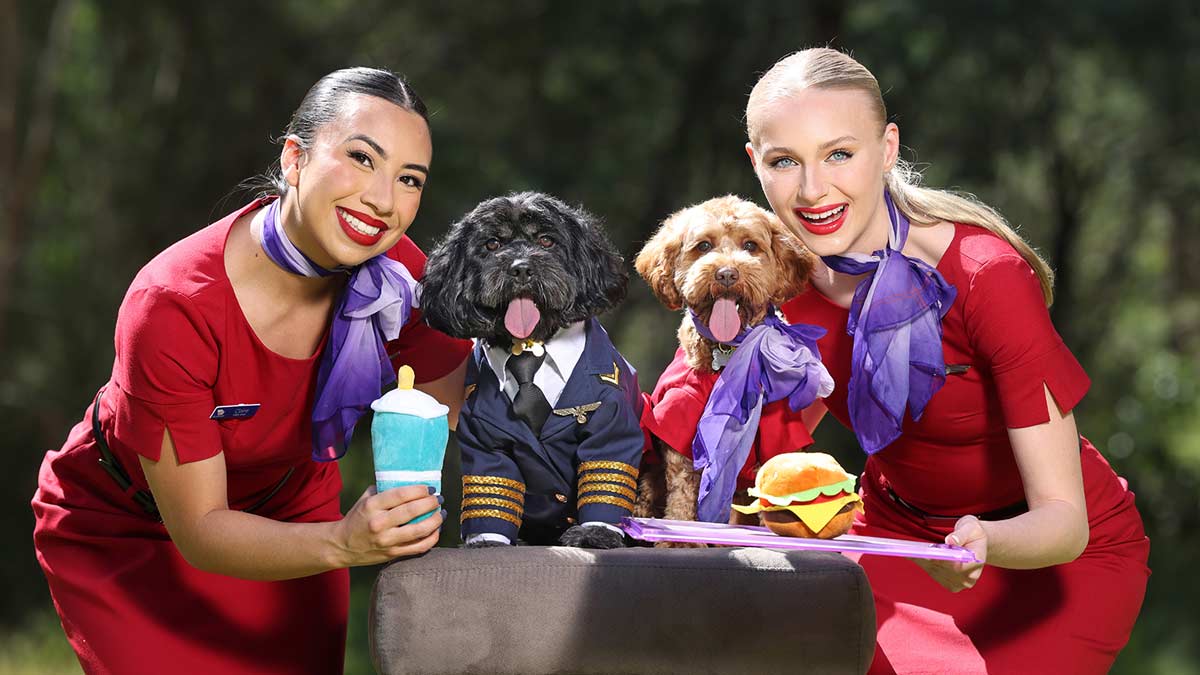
<box><xmin>370</xmin><ymin>365</ymin><xmax>449</xmax><ymax>523</ymax></box>
<box><xmin>732</xmin><ymin>452</ymin><xmax>864</xmax><ymax>538</ymax></box>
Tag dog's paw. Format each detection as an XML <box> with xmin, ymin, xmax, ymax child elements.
<box><xmin>462</xmin><ymin>539</ymin><xmax>512</xmax><ymax>549</ymax></box>
<box><xmin>558</xmin><ymin>525</ymin><xmax>626</xmax><ymax>549</ymax></box>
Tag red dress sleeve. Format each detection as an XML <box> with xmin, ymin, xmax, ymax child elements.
<box><xmin>108</xmin><ymin>285</ymin><xmax>223</xmax><ymax>464</ymax></box>
<box><xmin>964</xmin><ymin>254</ymin><xmax>1090</xmax><ymax>427</ymax></box>
<box><xmin>641</xmin><ymin>385</ymin><xmax>708</xmax><ymax>458</ymax></box>
<box><xmin>385</xmin><ymin>236</ymin><xmax>473</xmax><ymax>383</ymax></box>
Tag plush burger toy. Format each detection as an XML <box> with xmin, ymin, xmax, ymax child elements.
<box><xmin>732</xmin><ymin>452</ymin><xmax>864</xmax><ymax>539</ymax></box>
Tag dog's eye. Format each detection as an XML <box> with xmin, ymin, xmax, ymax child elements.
<box><xmin>742</xmin><ymin>241</ymin><xmax>759</xmax><ymax>253</ymax></box>
<box><xmin>538</xmin><ymin>235</ymin><xmax>555</xmax><ymax>249</ymax></box>
<box><xmin>484</xmin><ymin>239</ymin><xmax>501</xmax><ymax>252</ymax></box>
<box><xmin>696</xmin><ymin>241</ymin><xmax>712</xmax><ymax>253</ymax></box>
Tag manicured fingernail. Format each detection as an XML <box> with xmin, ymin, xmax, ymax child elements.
<box><xmin>437</xmin><ymin>494</ymin><xmax>445</xmax><ymax>505</ymax></box>
<box><xmin>427</xmin><ymin>485</ymin><xmax>436</xmax><ymax>495</ymax></box>
<box><xmin>440</xmin><ymin>509</ymin><xmax>447</xmax><ymax>519</ymax></box>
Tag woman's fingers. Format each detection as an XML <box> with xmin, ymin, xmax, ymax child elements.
<box><xmin>371</xmin><ymin>484</ymin><xmax>436</xmax><ymax>510</ymax></box>
<box><xmin>377</xmin><ymin>507</ymin><xmax>444</xmax><ymax>548</ymax></box>
<box><xmin>383</xmin><ymin>523</ymin><xmax>444</xmax><ymax>560</ymax></box>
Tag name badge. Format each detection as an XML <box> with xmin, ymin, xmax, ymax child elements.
<box><xmin>210</xmin><ymin>404</ymin><xmax>261</xmax><ymax>420</ymax></box>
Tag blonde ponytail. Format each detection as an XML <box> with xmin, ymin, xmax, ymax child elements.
<box><xmin>748</xmin><ymin>48</ymin><xmax>1055</xmax><ymax>306</ymax></box>
<box><xmin>885</xmin><ymin>159</ymin><xmax>1055</xmax><ymax>305</ymax></box>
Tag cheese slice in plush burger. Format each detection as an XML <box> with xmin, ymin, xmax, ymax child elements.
<box><xmin>732</xmin><ymin>452</ymin><xmax>864</xmax><ymax>539</ymax></box>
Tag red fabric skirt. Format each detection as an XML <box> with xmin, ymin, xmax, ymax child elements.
<box><xmin>32</xmin><ymin>424</ymin><xmax>349</xmax><ymax>675</ymax></box>
<box><xmin>852</xmin><ymin>442</ymin><xmax>1150</xmax><ymax>675</ymax></box>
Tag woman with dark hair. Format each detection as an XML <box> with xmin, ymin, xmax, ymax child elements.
<box><xmin>31</xmin><ymin>67</ymin><xmax>472</xmax><ymax>674</ymax></box>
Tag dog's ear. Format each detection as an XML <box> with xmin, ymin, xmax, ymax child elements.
<box><xmin>563</xmin><ymin>205</ymin><xmax>629</xmax><ymax>318</ymax></box>
<box><xmin>766</xmin><ymin>211</ymin><xmax>815</xmax><ymax>304</ymax></box>
<box><xmin>419</xmin><ymin>220</ymin><xmax>491</xmax><ymax>338</ymax></box>
<box><xmin>635</xmin><ymin>211</ymin><xmax>686</xmax><ymax>310</ymax></box>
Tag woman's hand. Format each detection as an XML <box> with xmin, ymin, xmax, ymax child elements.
<box><xmin>331</xmin><ymin>485</ymin><xmax>444</xmax><ymax>568</ymax></box>
<box><xmin>912</xmin><ymin>515</ymin><xmax>988</xmax><ymax>592</ymax></box>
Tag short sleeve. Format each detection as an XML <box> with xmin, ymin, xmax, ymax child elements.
<box><xmin>964</xmin><ymin>254</ymin><xmax>1090</xmax><ymax>428</ymax></box>
<box><xmin>108</xmin><ymin>285</ymin><xmax>223</xmax><ymax>463</ymax></box>
<box><xmin>641</xmin><ymin>385</ymin><xmax>708</xmax><ymax>458</ymax></box>
<box><xmin>384</xmin><ymin>237</ymin><xmax>473</xmax><ymax>383</ymax></box>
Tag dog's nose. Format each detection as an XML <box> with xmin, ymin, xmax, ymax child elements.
<box><xmin>715</xmin><ymin>267</ymin><xmax>739</xmax><ymax>288</ymax></box>
<box><xmin>509</xmin><ymin>260</ymin><xmax>534</xmax><ymax>281</ymax></box>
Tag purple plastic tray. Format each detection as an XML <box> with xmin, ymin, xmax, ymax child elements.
<box><xmin>620</xmin><ymin>517</ymin><xmax>979</xmax><ymax>563</ymax></box>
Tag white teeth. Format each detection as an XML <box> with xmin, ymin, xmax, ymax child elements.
<box><xmin>800</xmin><ymin>204</ymin><xmax>846</xmax><ymax>223</ymax></box>
<box><xmin>339</xmin><ymin>208</ymin><xmax>380</xmax><ymax>236</ymax></box>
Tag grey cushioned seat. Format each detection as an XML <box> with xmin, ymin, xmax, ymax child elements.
<box><xmin>370</xmin><ymin>545</ymin><xmax>875</xmax><ymax>675</ymax></box>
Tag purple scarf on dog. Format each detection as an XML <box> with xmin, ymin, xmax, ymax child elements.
<box><xmin>688</xmin><ymin>308</ymin><xmax>834</xmax><ymax>523</ymax></box>
<box><xmin>259</xmin><ymin>197</ymin><xmax>418</xmax><ymax>461</ymax></box>
<box><xmin>820</xmin><ymin>190</ymin><xmax>957</xmax><ymax>455</ymax></box>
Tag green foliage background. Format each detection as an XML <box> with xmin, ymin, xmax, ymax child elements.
<box><xmin>3</xmin><ymin>1</ymin><xmax>1197</xmax><ymax>673</ymax></box>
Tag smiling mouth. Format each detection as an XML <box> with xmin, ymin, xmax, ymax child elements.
<box><xmin>336</xmin><ymin>207</ymin><xmax>389</xmax><ymax>246</ymax></box>
<box><xmin>793</xmin><ymin>203</ymin><xmax>847</xmax><ymax>235</ymax></box>
<box><xmin>338</xmin><ymin>207</ymin><xmax>386</xmax><ymax>236</ymax></box>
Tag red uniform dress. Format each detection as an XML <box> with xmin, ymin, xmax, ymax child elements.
<box><xmin>783</xmin><ymin>223</ymin><xmax>1149</xmax><ymax>675</ymax></box>
<box><xmin>31</xmin><ymin>201</ymin><xmax>472</xmax><ymax>675</ymax></box>
<box><xmin>642</xmin><ymin>349</ymin><xmax>814</xmax><ymax>488</ymax></box>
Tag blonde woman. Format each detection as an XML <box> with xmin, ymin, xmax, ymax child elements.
<box><xmin>746</xmin><ymin>48</ymin><xmax>1148</xmax><ymax>674</ymax></box>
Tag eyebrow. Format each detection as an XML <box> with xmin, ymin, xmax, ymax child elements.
<box><xmin>345</xmin><ymin>133</ymin><xmax>429</xmax><ymax>174</ymax></box>
<box><xmin>819</xmin><ymin>135</ymin><xmax>858</xmax><ymax>150</ymax></box>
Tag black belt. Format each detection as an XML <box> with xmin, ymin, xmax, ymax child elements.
<box><xmin>91</xmin><ymin>389</ymin><xmax>293</xmax><ymax>521</ymax></box>
<box><xmin>885</xmin><ymin>485</ymin><xmax>1028</xmax><ymax>523</ymax></box>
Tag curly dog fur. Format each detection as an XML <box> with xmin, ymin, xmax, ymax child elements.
<box><xmin>421</xmin><ymin>191</ymin><xmax>633</xmax><ymax>549</ymax></box>
<box><xmin>634</xmin><ymin>196</ymin><xmax>815</xmax><ymax>528</ymax></box>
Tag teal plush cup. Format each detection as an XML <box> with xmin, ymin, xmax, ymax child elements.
<box><xmin>370</xmin><ymin>366</ymin><xmax>449</xmax><ymax>523</ymax></box>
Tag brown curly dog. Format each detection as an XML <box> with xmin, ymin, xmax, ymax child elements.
<box><xmin>633</xmin><ymin>195</ymin><xmax>817</xmax><ymax>531</ymax></box>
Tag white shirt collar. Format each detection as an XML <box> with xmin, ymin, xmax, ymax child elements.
<box><xmin>482</xmin><ymin>321</ymin><xmax>588</xmax><ymax>403</ymax></box>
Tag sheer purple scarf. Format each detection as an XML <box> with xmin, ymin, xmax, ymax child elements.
<box><xmin>259</xmin><ymin>198</ymin><xmax>418</xmax><ymax>461</ymax></box>
<box><xmin>821</xmin><ymin>190</ymin><xmax>957</xmax><ymax>455</ymax></box>
<box><xmin>688</xmin><ymin>308</ymin><xmax>834</xmax><ymax>523</ymax></box>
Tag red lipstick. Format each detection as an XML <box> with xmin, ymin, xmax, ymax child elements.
<box><xmin>793</xmin><ymin>203</ymin><xmax>848</xmax><ymax>236</ymax></box>
<box><xmin>336</xmin><ymin>206</ymin><xmax>390</xmax><ymax>247</ymax></box>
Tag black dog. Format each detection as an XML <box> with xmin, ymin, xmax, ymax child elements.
<box><xmin>421</xmin><ymin>192</ymin><xmax>645</xmax><ymax>549</ymax></box>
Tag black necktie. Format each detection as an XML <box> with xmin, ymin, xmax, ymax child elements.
<box><xmin>506</xmin><ymin>351</ymin><xmax>551</xmax><ymax>435</ymax></box>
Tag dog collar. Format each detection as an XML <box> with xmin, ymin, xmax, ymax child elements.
<box><xmin>510</xmin><ymin>338</ymin><xmax>546</xmax><ymax>357</ymax></box>
<box><xmin>711</xmin><ymin>344</ymin><xmax>735</xmax><ymax>371</ymax></box>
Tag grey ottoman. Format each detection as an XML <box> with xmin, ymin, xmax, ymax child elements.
<box><xmin>370</xmin><ymin>546</ymin><xmax>875</xmax><ymax>675</ymax></box>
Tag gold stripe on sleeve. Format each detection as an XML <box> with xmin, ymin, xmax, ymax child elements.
<box><xmin>577</xmin><ymin>461</ymin><xmax>639</xmax><ymax>479</ymax></box>
<box><xmin>577</xmin><ymin>494</ymin><xmax>636</xmax><ymax>511</ymax></box>
<box><xmin>578</xmin><ymin>473</ymin><xmax>638</xmax><ymax>491</ymax></box>
<box><xmin>461</xmin><ymin>508</ymin><xmax>523</xmax><ymax>528</ymax></box>
<box><xmin>463</xmin><ymin>475</ymin><xmax>526</xmax><ymax>492</ymax></box>
<box><xmin>577</xmin><ymin>483</ymin><xmax>637</xmax><ymax>501</ymax></box>
<box><xmin>463</xmin><ymin>484</ymin><xmax>525</xmax><ymax>503</ymax></box>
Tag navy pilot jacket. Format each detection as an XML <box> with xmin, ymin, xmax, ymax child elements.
<box><xmin>457</xmin><ymin>318</ymin><xmax>644</xmax><ymax>544</ymax></box>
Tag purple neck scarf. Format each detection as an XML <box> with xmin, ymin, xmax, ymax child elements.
<box><xmin>259</xmin><ymin>198</ymin><xmax>418</xmax><ymax>461</ymax></box>
<box><xmin>821</xmin><ymin>190</ymin><xmax>957</xmax><ymax>455</ymax></box>
<box><xmin>688</xmin><ymin>308</ymin><xmax>834</xmax><ymax>523</ymax></box>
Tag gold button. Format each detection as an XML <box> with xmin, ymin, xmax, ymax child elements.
<box><xmin>566</xmin><ymin>517</ymin><xmax>576</xmax><ymax>524</ymax></box>
<box><xmin>555</xmin><ymin>493</ymin><xmax>567</xmax><ymax>503</ymax></box>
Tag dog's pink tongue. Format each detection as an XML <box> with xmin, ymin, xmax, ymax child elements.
<box><xmin>708</xmin><ymin>297</ymin><xmax>741</xmax><ymax>343</ymax></box>
<box><xmin>504</xmin><ymin>298</ymin><xmax>541</xmax><ymax>339</ymax></box>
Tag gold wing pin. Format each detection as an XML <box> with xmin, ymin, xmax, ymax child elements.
<box><xmin>553</xmin><ymin>401</ymin><xmax>603</xmax><ymax>424</ymax></box>
<box><xmin>598</xmin><ymin>361</ymin><xmax>620</xmax><ymax>387</ymax></box>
